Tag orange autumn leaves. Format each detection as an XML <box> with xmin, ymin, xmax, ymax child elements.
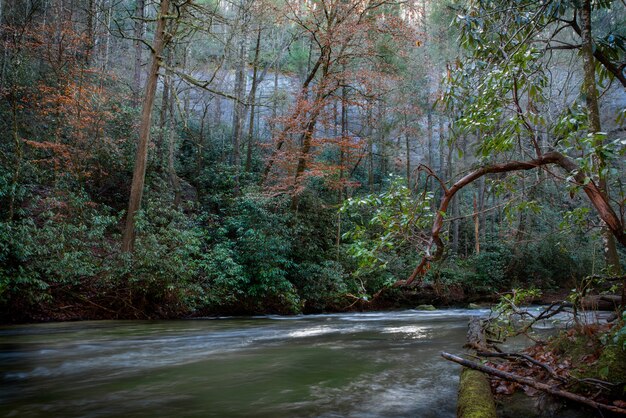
<box><xmin>5</xmin><ymin>20</ymin><xmax>120</xmax><ymax>182</ymax></box>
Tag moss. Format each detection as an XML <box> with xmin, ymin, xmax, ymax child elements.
<box><xmin>595</xmin><ymin>343</ymin><xmax>626</xmax><ymax>382</ymax></box>
<box><xmin>457</xmin><ymin>368</ymin><xmax>497</xmax><ymax>418</ymax></box>
<box><xmin>549</xmin><ymin>326</ymin><xmax>626</xmax><ymax>397</ymax></box>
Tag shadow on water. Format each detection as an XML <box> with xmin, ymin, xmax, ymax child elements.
<box><xmin>1</xmin><ymin>310</ymin><xmax>488</xmax><ymax>417</ymax></box>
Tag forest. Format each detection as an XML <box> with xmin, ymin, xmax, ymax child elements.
<box><xmin>1</xmin><ymin>0</ymin><xmax>624</xmax><ymax>321</ymax></box>
<box><xmin>0</xmin><ymin>0</ymin><xmax>626</xmax><ymax>416</ymax></box>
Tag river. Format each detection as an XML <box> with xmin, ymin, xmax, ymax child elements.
<box><xmin>0</xmin><ymin>309</ymin><xmax>488</xmax><ymax>417</ymax></box>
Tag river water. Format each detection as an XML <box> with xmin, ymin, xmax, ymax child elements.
<box><xmin>0</xmin><ymin>309</ymin><xmax>489</xmax><ymax>417</ymax></box>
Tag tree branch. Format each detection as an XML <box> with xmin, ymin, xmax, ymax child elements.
<box><xmin>404</xmin><ymin>151</ymin><xmax>625</xmax><ymax>286</ymax></box>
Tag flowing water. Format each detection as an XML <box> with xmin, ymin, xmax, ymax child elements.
<box><xmin>1</xmin><ymin>309</ymin><xmax>489</xmax><ymax>417</ymax></box>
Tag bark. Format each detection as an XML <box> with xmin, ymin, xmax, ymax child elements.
<box><xmin>196</xmin><ymin>104</ymin><xmax>208</xmax><ymax>202</ymax></box>
<box><xmin>457</xmin><ymin>316</ymin><xmax>497</xmax><ymax>418</ymax></box>
<box><xmin>566</xmin><ymin>15</ymin><xmax>626</xmax><ymax>89</ymax></box>
<box><xmin>290</xmin><ymin>97</ymin><xmax>326</xmax><ymax>209</ymax></box>
<box><xmin>427</xmin><ymin>109</ymin><xmax>433</xmax><ymax>209</ymax></box>
<box><xmin>404</xmin><ymin>113</ymin><xmax>410</xmax><ymax>188</ymax></box>
<box><xmin>466</xmin><ymin>317</ymin><xmax>490</xmax><ymax>352</ymax></box>
<box><xmin>8</xmin><ymin>94</ymin><xmax>22</xmax><ymax>221</ymax></box>
<box><xmin>101</xmin><ymin>0</ymin><xmax>113</xmax><ymax>74</ymax></box>
<box><xmin>157</xmin><ymin>48</ymin><xmax>171</xmax><ymax>167</ymax></box>
<box><xmin>132</xmin><ymin>0</ymin><xmax>145</xmax><ymax>106</ymax></box>
<box><xmin>367</xmin><ymin>104</ymin><xmax>374</xmax><ymax>191</ymax></box>
<box><xmin>473</xmin><ymin>193</ymin><xmax>480</xmax><ymax>254</ymax></box>
<box><xmin>167</xmin><ymin>94</ymin><xmax>181</xmax><ymax>207</ymax></box>
<box><xmin>231</xmin><ymin>3</ymin><xmax>248</xmax><ymax>179</ymax></box>
<box><xmin>245</xmin><ymin>25</ymin><xmax>261</xmax><ymax>173</ymax></box>
<box><xmin>405</xmin><ymin>152</ymin><xmax>626</xmax><ymax>285</ymax></box>
<box><xmin>85</xmin><ymin>0</ymin><xmax>95</xmax><ymax>65</ymax></box>
<box><xmin>448</xmin><ymin>140</ymin><xmax>459</xmax><ymax>254</ymax></box>
<box><xmin>441</xmin><ymin>352</ymin><xmax>626</xmax><ymax>415</ymax></box>
<box><xmin>122</xmin><ymin>0</ymin><xmax>170</xmax><ymax>253</ymax></box>
<box><xmin>580</xmin><ymin>0</ymin><xmax>622</xmax><ymax>275</ymax></box>
<box><xmin>339</xmin><ymin>83</ymin><xmax>348</xmax><ymax>203</ymax></box>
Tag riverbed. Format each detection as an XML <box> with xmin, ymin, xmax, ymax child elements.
<box><xmin>0</xmin><ymin>309</ymin><xmax>494</xmax><ymax>417</ymax></box>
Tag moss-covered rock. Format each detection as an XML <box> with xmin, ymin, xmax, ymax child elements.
<box><xmin>415</xmin><ymin>304</ymin><xmax>437</xmax><ymax>311</ymax></box>
<box><xmin>457</xmin><ymin>368</ymin><xmax>497</xmax><ymax>418</ymax></box>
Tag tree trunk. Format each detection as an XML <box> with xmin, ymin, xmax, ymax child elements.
<box><xmin>231</xmin><ymin>2</ymin><xmax>249</xmax><ymax>190</ymax></box>
<box><xmin>167</xmin><ymin>91</ymin><xmax>181</xmax><ymax>207</ymax></box>
<box><xmin>367</xmin><ymin>104</ymin><xmax>374</xmax><ymax>191</ymax></box>
<box><xmin>473</xmin><ymin>193</ymin><xmax>480</xmax><ymax>254</ymax></box>
<box><xmin>339</xmin><ymin>83</ymin><xmax>348</xmax><ymax>203</ymax></box>
<box><xmin>122</xmin><ymin>0</ymin><xmax>170</xmax><ymax>253</ymax></box>
<box><xmin>580</xmin><ymin>1</ymin><xmax>622</xmax><ymax>275</ymax></box>
<box><xmin>245</xmin><ymin>25</ymin><xmax>261</xmax><ymax>173</ymax></box>
<box><xmin>404</xmin><ymin>113</ymin><xmax>410</xmax><ymax>188</ymax></box>
<box><xmin>427</xmin><ymin>108</ymin><xmax>433</xmax><ymax>209</ymax></box>
<box><xmin>157</xmin><ymin>48</ymin><xmax>171</xmax><ymax>169</ymax></box>
<box><xmin>85</xmin><ymin>0</ymin><xmax>95</xmax><ymax>65</ymax></box>
<box><xmin>448</xmin><ymin>139</ymin><xmax>459</xmax><ymax>254</ymax></box>
<box><xmin>132</xmin><ymin>0</ymin><xmax>145</xmax><ymax>106</ymax></box>
<box><xmin>101</xmin><ymin>0</ymin><xmax>113</xmax><ymax>75</ymax></box>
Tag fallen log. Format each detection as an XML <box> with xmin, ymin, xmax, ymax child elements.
<box><xmin>457</xmin><ymin>368</ymin><xmax>497</xmax><ymax>418</ymax></box>
<box><xmin>441</xmin><ymin>352</ymin><xmax>626</xmax><ymax>415</ymax></box>
<box><xmin>456</xmin><ymin>317</ymin><xmax>498</xmax><ymax>418</ymax></box>
<box><xmin>581</xmin><ymin>295</ymin><xmax>623</xmax><ymax>311</ymax></box>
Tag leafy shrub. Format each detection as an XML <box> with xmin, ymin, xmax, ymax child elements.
<box><xmin>292</xmin><ymin>260</ymin><xmax>348</xmax><ymax>312</ymax></box>
<box><xmin>196</xmin><ymin>193</ymin><xmax>301</xmax><ymax>314</ymax></box>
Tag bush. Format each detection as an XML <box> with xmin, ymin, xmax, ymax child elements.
<box><xmin>292</xmin><ymin>261</ymin><xmax>348</xmax><ymax>312</ymax></box>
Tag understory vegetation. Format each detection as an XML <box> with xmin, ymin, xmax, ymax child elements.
<box><xmin>0</xmin><ymin>0</ymin><xmax>624</xmax><ymax>323</ymax></box>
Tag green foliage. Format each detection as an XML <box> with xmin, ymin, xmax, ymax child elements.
<box><xmin>614</xmin><ymin>312</ymin><xmax>626</xmax><ymax>351</ymax></box>
<box><xmin>0</xmin><ymin>191</ymin><xmax>211</xmax><ymax>320</ymax></box>
<box><xmin>196</xmin><ymin>194</ymin><xmax>300</xmax><ymax>314</ymax></box>
<box><xmin>126</xmin><ymin>197</ymin><xmax>206</xmax><ymax>312</ymax></box>
<box><xmin>291</xmin><ymin>261</ymin><xmax>348</xmax><ymax>312</ymax></box>
<box><xmin>425</xmin><ymin>243</ymin><xmax>514</xmax><ymax>293</ymax></box>
<box><xmin>340</xmin><ymin>176</ymin><xmax>433</xmax><ymax>278</ymax></box>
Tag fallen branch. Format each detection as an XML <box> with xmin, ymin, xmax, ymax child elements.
<box><xmin>476</xmin><ymin>351</ymin><xmax>566</xmax><ymax>383</ymax></box>
<box><xmin>441</xmin><ymin>352</ymin><xmax>626</xmax><ymax>415</ymax></box>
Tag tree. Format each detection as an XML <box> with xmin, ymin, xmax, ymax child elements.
<box><xmin>404</xmin><ymin>0</ymin><xmax>626</xmax><ymax>284</ymax></box>
<box><xmin>122</xmin><ymin>0</ymin><xmax>172</xmax><ymax>253</ymax></box>
<box><xmin>260</xmin><ymin>0</ymin><xmax>416</xmax><ymax>209</ymax></box>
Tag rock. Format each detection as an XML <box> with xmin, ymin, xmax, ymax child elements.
<box><xmin>468</xmin><ymin>303</ymin><xmax>482</xmax><ymax>309</ymax></box>
<box><xmin>415</xmin><ymin>304</ymin><xmax>436</xmax><ymax>311</ymax></box>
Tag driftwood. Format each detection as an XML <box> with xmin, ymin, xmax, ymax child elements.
<box><xmin>441</xmin><ymin>352</ymin><xmax>626</xmax><ymax>415</ymax></box>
